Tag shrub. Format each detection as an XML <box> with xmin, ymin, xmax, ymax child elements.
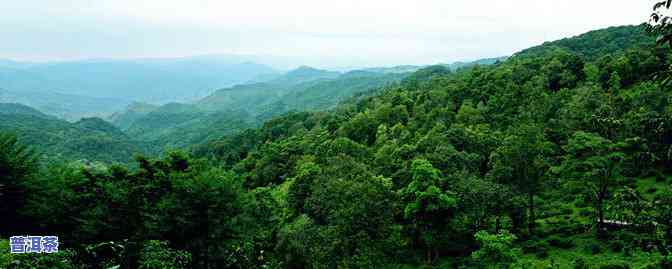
<box><xmin>578</xmin><ymin>208</ymin><xmax>592</xmax><ymax>217</ymax></box>
<box><xmin>655</xmin><ymin>171</ymin><xmax>667</xmax><ymax>182</ymax></box>
<box><xmin>471</xmin><ymin>231</ymin><xmax>520</xmax><ymax>267</ymax></box>
<box><xmin>560</xmin><ymin>207</ymin><xmax>574</xmax><ymax>215</ymax></box>
<box><xmin>139</xmin><ymin>240</ymin><xmax>191</xmax><ymax>269</ymax></box>
<box><xmin>599</xmin><ymin>262</ymin><xmax>631</xmax><ymax>269</ymax></box>
<box><xmin>574</xmin><ymin>257</ymin><xmax>589</xmax><ymax>269</ymax></box>
<box><xmin>585</xmin><ymin>243</ymin><xmax>602</xmax><ymax>255</ymax></box>
<box><xmin>547</xmin><ymin>235</ymin><xmax>575</xmax><ymax>249</ymax></box>
<box><xmin>662</xmin><ymin>255</ymin><xmax>672</xmax><ymax>269</ymax></box>
<box><xmin>609</xmin><ymin>240</ymin><xmax>624</xmax><ymax>252</ymax></box>
<box><xmin>522</xmin><ymin>240</ymin><xmax>549</xmax><ymax>254</ymax></box>
<box><xmin>656</xmin><ymin>174</ymin><xmax>667</xmax><ymax>182</ymax></box>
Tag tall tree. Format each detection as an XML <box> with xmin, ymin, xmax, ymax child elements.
<box><xmin>0</xmin><ymin>132</ymin><xmax>37</xmax><ymax>235</ymax></box>
<box><xmin>400</xmin><ymin>159</ymin><xmax>457</xmax><ymax>264</ymax></box>
<box><xmin>488</xmin><ymin>123</ymin><xmax>552</xmax><ymax>234</ymax></box>
<box><xmin>555</xmin><ymin>131</ymin><xmax>624</xmax><ymax>237</ymax></box>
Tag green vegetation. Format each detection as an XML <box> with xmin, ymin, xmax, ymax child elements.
<box><xmin>1</xmin><ymin>23</ymin><xmax>672</xmax><ymax>269</ymax></box>
<box><xmin>112</xmin><ymin>67</ymin><xmax>406</xmax><ymax>152</ymax></box>
<box><xmin>0</xmin><ymin>103</ymin><xmax>144</xmax><ymax>163</ymax></box>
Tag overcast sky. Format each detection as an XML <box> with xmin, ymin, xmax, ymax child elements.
<box><xmin>0</xmin><ymin>0</ymin><xmax>652</xmax><ymax>69</ymax></box>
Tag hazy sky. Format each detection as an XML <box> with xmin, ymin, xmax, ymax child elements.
<box><xmin>0</xmin><ymin>0</ymin><xmax>652</xmax><ymax>69</ymax></box>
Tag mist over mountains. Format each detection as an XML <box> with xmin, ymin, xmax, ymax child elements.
<box><xmin>0</xmin><ymin>55</ymin><xmax>279</xmax><ymax>115</ymax></box>
<box><xmin>0</xmin><ymin>54</ymin><xmax>505</xmax><ymax>121</ymax></box>
<box><xmin>0</xmin><ymin>51</ymin><xmax>506</xmax><ymax>161</ymax></box>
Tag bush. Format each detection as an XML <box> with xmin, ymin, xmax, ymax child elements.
<box><xmin>535</xmin><ymin>247</ymin><xmax>549</xmax><ymax>259</ymax></box>
<box><xmin>521</xmin><ymin>240</ymin><xmax>549</xmax><ymax>259</ymax></box>
<box><xmin>599</xmin><ymin>262</ymin><xmax>631</xmax><ymax>269</ymax></box>
<box><xmin>609</xmin><ymin>240</ymin><xmax>624</xmax><ymax>252</ymax></box>
<box><xmin>471</xmin><ymin>231</ymin><xmax>520</xmax><ymax>267</ymax></box>
<box><xmin>586</xmin><ymin>243</ymin><xmax>602</xmax><ymax>255</ymax></box>
<box><xmin>574</xmin><ymin>257</ymin><xmax>589</xmax><ymax>269</ymax></box>
<box><xmin>578</xmin><ymin>208</ymin><xmax>592</xmax><ymax>217</ymax></box>
<box><xmin>662</xmin><ymin>255</ymin><xmax>672</xmax><ymax>269</ymax></box>
<box><xmin>546</xmin><ymin>236</ymin><xmax>575</xmax><ymax>249</ymax></box>
<box><xmin>139</xmin><ymin>240</ymin><xmax>191</xmax><ymax>269</ymax></box>
<box><xmin>655</xmin><ymin>171</ymin><xmax>667</xmax><ymax>182</ymax></box>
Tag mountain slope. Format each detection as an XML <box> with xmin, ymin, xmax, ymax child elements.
<box><xmin>0</xmin><ymin>88</ymin><xmax>129</xmax><ymax>121</ymax></box>
<box><xmin>113</xmin><ymin>67</ymin><xmax>405</xmax><ymax>150</ymax></box>
<box><xmin>515</xmin><ymin>25</ymin><xmax>654</xmax><ymax>60</ymax></box>
<box><xmin>0</xmin><ymin>103</ymin><xmax>143</xmax><ymax>163</ymax></box>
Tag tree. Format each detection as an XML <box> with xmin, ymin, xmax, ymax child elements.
<box><xmin>400</xmin><ymin>159</ymin><xmax>457</xmax><ymax>264</ymax></box>
<box><xmin>555</xmin><ymin>131</ymin><xmax>624</xmax><ymax>237</ymax></box>
<box><xmin>287</xmin><ymin>158</ymin><xmax>321</xmax><ymax>214</ymax></box>
<box><xmin>488</xmin><ymin>124</ymin><xmax>552</xmax><ymax>234</ymax></box>
<box><xmin>0</xmin><ymin>133</ymin><xmax>37</xmax><ymax>236</ymax></box>
<box><xmin>648</xmin><ymin>0</ymin><xmax>672</xmax><ymax>85</ymax></box>
<box><xmin>608</xmin><ymin>187</ymin><xmax>651</xmax><ymax>226</ymax></box>
<box><xmin>456</xmin><ymin>176</ymin><xmax>517</xmax><ymax>234</ymax></box>
<box><xmin>654</xmin><ymin>188</ymin><xmax>672</xmax><ymax>246</ymax></box>
<box><xmin>471</xmin><ymin>230</ymin><xmax>520</xmax><ymax>268</ymax></box>
<box><xmin>294</xmin><ymin>156</ymin><xmax>396</xmax><ymax>268</ymax></box>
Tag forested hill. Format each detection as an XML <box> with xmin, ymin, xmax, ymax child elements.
<box><xmin>515</xmin><ymin>24</ymin><xmax>655</xmax><ymax>60</ymax></box>
<box><xmin>0</xmin><ymin>103</ymin><xmax>143</xmax><ymax>163</ymax></box>
<box><xmin>111</xmin><ymin>67</ymin><xmax>406</xmax><ymax>151</ymax></box>
<box><xmin>2</xmin><ymin>24</ymin><xmax>672</xmax><ymax>268</ymax></box>
<box><xmin>113</xmin><ymin>58</ymin><xmax>506</xmax><ymax>153</ymax></box>
<box><xmin>188</xmin><ymin>24</ymin><xmax>671</xmax><ymax>267</ymax></box>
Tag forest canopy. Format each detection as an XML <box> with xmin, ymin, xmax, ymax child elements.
<box><xmin>1</xmin><ymin>20</ymin><xmax>672</xmax><ymax>269</ymax></box>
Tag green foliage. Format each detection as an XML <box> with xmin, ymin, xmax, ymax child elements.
<box><xmin>471</xmin><ymin>230</ymin><xmax>520</xmax><ymax>268</ymax></box>
<box><xmin>138</xmin><ymin>240</ymin><xmax>191</xmax><ymax>269</ymax></box>
<box><xmin>0</xmin><ymin>132</ymin><xmax>37</xmax><ymax>235</ymax></box>
<box><xmin>6</xmin><ymin>23</ymin><xmax>672</xmax><ymax>269</ymax></box>
<box><xmin>0</xmin><ymin>105</ymin><xmax>143</xmax><ymax>163</ymax></box>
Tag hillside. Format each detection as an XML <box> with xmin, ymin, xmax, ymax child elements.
<box><xmin>0</xmin><ymin>103</ymin><xmax>143</xmax><ymax>163</ymax></box>
<box><xmin>112</xmin><ymin>66</ymin><xmax>406</xmax><ymax>150</ymax></box>
<box><xmin>0</xmin><ymin>88</ymin><xmax>129</xmax><ymax>121</ymax></box>
<box><xmin>107</xmin><ymin>102</ymin><xmax>159</xmax><ymax>130</ymax></box>
<box><xmin>515</xmin><ymin>25</ymin><xmax>655</xmax><ymax>60</ymax></box>
<box><xmin>187</xmin><ymin>24</ymin><xmax>672</xmax><ymax>268</ymax></box>
<box><xmin>2</xmin><ymin>24</ymin><xmax>672</xmax><ymax>269</ymax></box>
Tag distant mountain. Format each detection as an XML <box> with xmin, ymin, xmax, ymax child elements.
<box><xmin>111</xmin><ymin>66</ymin><xmax>405</xmax><ymax>150</ymax></box>
<box><xmin>112</xmin><ymin>57</ymin><xmax>504</xmax><ymax>151</ymax></box>
<box><xmin>444</xmin><ymin>56</ymin><xmax>508</xmax><ymax>70</ymax></box>
<box><xmin>197</xmin><ymin>66</ymin><xmax>400</xmax><ymax>115</ymax></box>
<box><xmin>107</xmin><ymin>102</ymin><xmax>159</xmax><ymax>130</ymax></box>
<box><xmin>0</xmin><ymin>55</ymin><xmax>279</xmax><ymax>104</ymax></box>
<box><xmin>0</xmin><ymin>103</ymin><xmax>54</xmax><ymax>119</ymax></box>
<box><xmin>362</xmin><ymin>57</ymin><xmax>507</xmax><ymax>74</ymax></box>
<box><xmin>270</xmin><ymin>66</ymin><xmax>341</xmax><ymax>85</ymax></box>
<box><xmin>0</xmin><ymin>103</ymin><xmax>143</xmax><ymax>163</ymax></box>
<box><xmin>362</xmin><ymin>65</ymin><xmax>425</xmax><ymax>74</ymax></box>
<box><xmin>0</xmin><ymin>88</ymin><xmax>130</xmax><ymax>121</ymax></box>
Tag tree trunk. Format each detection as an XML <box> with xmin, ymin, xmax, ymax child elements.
<box><xmin>495</xmin><ymin>216</ymin><xmax>501</xmax><ymax>234</ymax></box>
<box><xmin>597</xmin><ymin>197</ymin><xmax>605</xmax><ymax>239</ymax></box>
<box><xmin>528</xmin><ymin>192</ymin><xmax>535</xmax><ymax>235</ymax></box>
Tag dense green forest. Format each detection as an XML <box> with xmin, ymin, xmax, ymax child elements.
<box><xmin>1</xmin><ymin>23</ymin><xmax>672</xmax><ymax>269</ymax></box>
